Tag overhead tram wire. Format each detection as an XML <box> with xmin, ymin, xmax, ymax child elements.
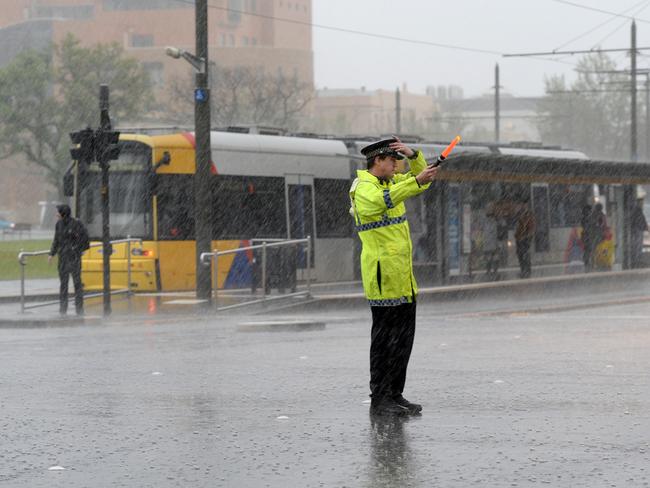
<box><xmin>549</xmin><ymin>0</ymin><xmax>650</xmax><ymax>24</ymax></box>
<box><xmin>504</xmin><ymin>46</ymin><xmax>650</xmax><ymax>57</ymax></box>
<box><xmin>546</xmin><ymin>89</ymin><xmax>641</xmax><ymax>94</ymax></box>
<box><xmin>552</xmin><ymin>0</ymin><xmax>650</xmax><ymax>51</ymax></box>
<box><xmin>171</xmin><ymin>0</ymin><xmax>584</xmax><ymax>69</ymax></box>
<box><xmin>589</xmin><ymin>1</ymin><xmax>650</xmax><ymax>49</ymax></box>
<box><xmin>171</xmin><ymin>0</ymin><xmax>501</xmax><ymax>55</ymax></box>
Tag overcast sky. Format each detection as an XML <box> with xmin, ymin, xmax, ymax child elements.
<box><xmin>312</xmin><ymin>0</ymin><xmax>650</xmax><ymax>98</ymax></box>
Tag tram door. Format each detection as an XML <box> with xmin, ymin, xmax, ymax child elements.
<box><xmin>284</xmin><ymin>174</ymin><xmax>316</xmax><ymax>269</ymax></box>
<box><xmin>531</xmin><ymin>184</ymin><xmax>550</xmax><ymax>253</ymax></box>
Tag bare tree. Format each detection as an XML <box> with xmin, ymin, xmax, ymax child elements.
<box><xmin>537</xmin><ymin>53</ymin><xmax>631</xmax><ymax>160</ymax></box>
<box><xmin>0</xmin><ymin>35</ymin><xmax>152</xmax><ymax>197</ymax></box>
<box><xmin>167</xmin><ymin>65</ymin><xmax>314</xmax><ymax>131</ymax></box>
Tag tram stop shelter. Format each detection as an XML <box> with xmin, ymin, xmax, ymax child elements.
<box><xmin>413</xmin><ymin>152</ymin><xmax>650</xmax><ymax>284</ymax></box>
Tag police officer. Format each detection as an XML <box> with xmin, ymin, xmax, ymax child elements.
<box><xmin>349</xmin><ymin>137</ymin><xmax>438</xmax><ymax>416</ymax></box>
<box><xmin>48</xmin><ymin>204</ymin><xmax>89</xmax><ymax>316</ymax></box>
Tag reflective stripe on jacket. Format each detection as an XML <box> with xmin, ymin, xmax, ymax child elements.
<box><xmin>349</xmin><ymin>152</ymin><xmax>431</xmax><ymax>305</ymax></box>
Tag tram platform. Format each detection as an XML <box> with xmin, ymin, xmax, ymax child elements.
<box><xmin>1</xmin><ymin>265</ymin><xmax>650</xmax><ymax>328</ymax></box>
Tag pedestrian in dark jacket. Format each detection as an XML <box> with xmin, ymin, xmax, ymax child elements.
<box><xmin>48</xmin><ymin>204</ymin><xmax>89</xmax><ymax>315</ymax></box>
<box><xmin>632</xmin><ymin>199</ymin><xmax>648</xmax><ymax>268</ymax></box>
<box><xmin>515</xmin><ymin>200</ymin><xmax>536</xmax><ymax>279</ymax></box>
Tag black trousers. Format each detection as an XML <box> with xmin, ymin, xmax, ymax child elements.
<box><xmin>58</xmin><ymin>257</ymin><xmax>83</xmax><ymax>314</ymax></box>
<box><xmin>516</xmin><ymin>237</ymin><xmax>532</xmax><ymax>278</ymax></box>
<box><xmin>369</xmin><ymin>302</ymin><xmax>416</xmax><ymax>399</ymax></box>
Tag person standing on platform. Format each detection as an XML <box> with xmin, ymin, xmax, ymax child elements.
<box><xmin>631</xmin><ymin>199</ymin><xmax>648</xmax><ymax>268</ymax></box>
<box><xmin>484</xmin><ymin>205</ymin><xmax>500</xmax><ymax>279</ymax></box>
<box><xmin>515</xmin><ymin>200</ymin><xmax>536</xmax><ymax>279</ymax></box>
<box><xmin>349</xmin><ymin>137</ymin><xmax>439</xmax><ymax>417</ymax></box>
<box><xmin>580</xmin><ymin>205</ymin><xmax>595</xmax><ymax>272</ymax></box>
<box><xmin>48</xmin><ymin>204</ymin><xmax>89</xmax><ymax>316</ymax></box>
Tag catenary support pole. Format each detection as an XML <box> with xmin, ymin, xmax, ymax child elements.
<box><xmin>395</xmin><ymin>87</ymin><xmax>401</xmax><ymax>134</ymax></box>
<box><xmin>99</xmin><ymin>85</ymin><xmax>112</xmax><ymax>315</ymax></box>
<box><xmin>631</xmin><ymin>20</ymin><xmax>638</xmax><ymax>162</ymax></box>
<box><xmin>195</xmin><ymin>0</ymin><xmax>212</xmax><ymax>303</ymax></box>
<box><xmin>495</xmin><ymin>63</ymin><xmax>500</xmax><ymax>143</ymax></box>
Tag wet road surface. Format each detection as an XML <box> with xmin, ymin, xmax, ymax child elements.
<box><xmin>2</xmin><ymin>300</ymin><xmax>650</xmax><ymax>487</ymax></box>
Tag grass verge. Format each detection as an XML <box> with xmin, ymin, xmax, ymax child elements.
<box><xmin>0</xmin><ymin>240</ymin><xmax>57</xmax><ymax>281</ymax></box>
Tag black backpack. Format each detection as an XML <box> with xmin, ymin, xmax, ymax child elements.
<box><xmin>75</xmin><ymin>219</ymin><xmax>90</xmax><ymax>251</ymax></box>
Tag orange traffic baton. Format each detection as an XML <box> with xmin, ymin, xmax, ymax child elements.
<box><xmin>432</xmin><ymin>135</ymin><xmax>461</xmax><ymax>167</ymax></box>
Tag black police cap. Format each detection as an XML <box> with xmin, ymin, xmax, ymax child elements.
<box><xmin>360</xmin><ymin>138</ymin><xmax>405</xmax><ymax>160</ymax></box>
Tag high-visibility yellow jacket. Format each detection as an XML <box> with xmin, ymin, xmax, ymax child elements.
<box><xmin>349</xmin><ymin>152</ymin><xmax>431</xmax><ymax>306</ymax></box>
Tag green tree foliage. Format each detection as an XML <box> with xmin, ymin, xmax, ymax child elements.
<box><xmin>537</xmin><ymin>53</ymin><xmax>632</xmax><ymax>160</ymax></box>
<box><xmin>0</xmin><ymin>34</ymin><xmax>153</xmax><ymax>197</ymax></box>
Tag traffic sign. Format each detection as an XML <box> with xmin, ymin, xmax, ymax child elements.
<box><xmin>195</xmin><ymin>88</ymin><xmax>208</xmax><ymax>102</ymax></box>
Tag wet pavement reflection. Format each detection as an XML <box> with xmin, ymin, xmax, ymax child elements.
<box><xmin>3</xmin><ymin>299</ymin><xmax>650</xmax><ymax>486</ymax></box>
<box><xmin>367</xmin><ymin>415</ymin><xmax>416</xmax><ymax>488</ymax></box>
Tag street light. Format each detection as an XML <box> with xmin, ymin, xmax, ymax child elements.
<box><xmin>165</xmin><ymin>0</ymin><xmax>212</xmax><ymax>304</ymax></box>
<box><xmin>165</xmin><ymin>46</ymin><xmax>205</xmax><ymax>73</ymax></box>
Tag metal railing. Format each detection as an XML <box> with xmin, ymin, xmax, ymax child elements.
<box><xmin>200</xmin><ymin>236</ymin><xmax>312</xmax><ymax>311</ymax></box>
<box><xmin>17</xmin><ymin>237</ymin><xmax>142</xmax><ymax>313</ymax></box>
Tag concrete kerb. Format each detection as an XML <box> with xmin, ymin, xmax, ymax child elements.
<box><xmin>281</xmin><ymin>268</ymin><xmax>650</xmax><ymax>312</ymax></box>
<box><xmin>2</xmin><ymin>269</ymin><xmax>649</xmax><ymax>327</ymax></box>
<box><xmin>0</xmin><ymin>293</ymin><xmax>59</xmax><ymax>305</ymax></box>
<box><xmin>0</xmin><ymin>314</ymin><xmax>103</xmax><ymax>329</ymax></box>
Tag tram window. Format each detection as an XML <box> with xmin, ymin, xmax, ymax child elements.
<box><xmin>314</xmin><ymin>178</ymin><xmax>353</xmax><ymax>238</ymax></box>
<box><xmin>157</xmin><ymin>175</ymin><xmax>195</xmax><ymax>240</ymax></box>
<box><xmin>213</xmin><ymin>176</ymin><xmax>286</xmax><ymax>239</ymax></box>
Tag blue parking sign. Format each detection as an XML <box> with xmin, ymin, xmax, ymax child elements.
<box><xmin>195</xmin><ymin>88</ymin><xmax>207</xmax><ymax>102</ymax></box>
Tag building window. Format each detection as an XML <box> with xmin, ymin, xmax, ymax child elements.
<box><xmin>228</xmin><ymin>0</ymin><xmax>242</xmax><ymax>23</ymax></box>
<box><xmin>33</xmin><ymin>4</ymin><xmax>94</xmax><ymax>19</ymax></box>
<box><xmin>142</xmin><ymin>62</ymin><xmax>164</xmax><ymax>88</ymax></box>
<box><xmin>103</xmin><ymin>0</ymin><xmax>192</xmax><ymax>10</ymax></box>
<box><xmin>131</xmin><ymin>34</ymin><xmax>154</xmax><ymax>48</ymax></box>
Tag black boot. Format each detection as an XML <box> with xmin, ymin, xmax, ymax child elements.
<box><xmin>393</xmin><ymin>395</ymin><xmax>422</xmax><ymax>414</ymax></box>
<box><xmin>370</xmin><ymin>396</ymin><xmax>409</xmax><ymax>417</ymax></box>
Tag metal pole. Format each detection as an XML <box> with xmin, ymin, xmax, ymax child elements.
<box><xmin>632</xmin><ymin>20</ymin><xmax>638</xmax><ymax>162</ymax></box>
<box><xmin>194</xmin><ymin>0</ymin><xmax>212</xmax><ymax>304</ymax></box>
<box><xmin>395</xmin><ymin>87</ymin><xmax>401</xmax><ymax>134</ymax></box>
<box><xmin>624</xmin><ymin>185</ymin><xmax>634</xmax><ymax>269</ymax></box>
<box><xmin>262</xmin><ymin>241</ymin><xmax>267</xmax><ymax>300</ymax></box>
<box><xmin>306</xmin><ymin>236</ymin><xmax>311</xmax><ymax>296</ymax></box>
<box><xmin>127</xmin><ymin>236</ymin><xmax>132</xmax><ymax>296</ymax></box>
<box><xmin>213</xmin><ymin>247</ymin><xmax>218</xmax><ymax>308</ymax></box>
<box><xmin>99</xmin><ymin>85</ymin><xmax>111</xmax><ymax>315</ymax></box>
<box><xmin>495</xmin><ymin>63</ymin><xmax>500</xmax><ymax>143</ymax></box>
<box><xmin>20</xmin><ymin>252</ymin><xmax>25</xmax><ymax>314</ymax></box>
<box><xmin>646</xmin><ymin>74</ymin><xmax>649</xmax><ymax>162</ymax></box>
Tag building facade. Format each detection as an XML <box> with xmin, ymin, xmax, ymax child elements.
<box><xmin>437</xmin><ymin>94</ymin><xmax>542</xmax><ymax>144</ymax></box>
<box><xmin>0</xmin><ymin>0</ymin><xmax>313</xmax><ymax>88</ymax></box>
<box><xmin>0</xmin><ymin>0</ymin><xmax>314</xmax><ymax>225</ymax></box>
<box><xmin>312</xmin><ymin>86</ymin><xmax>438</xmax><ymax>137</ymax></box>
